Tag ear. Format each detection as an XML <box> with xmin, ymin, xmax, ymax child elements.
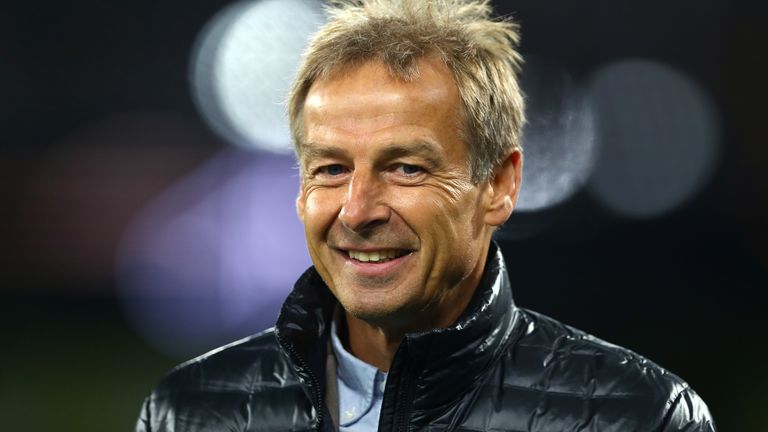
<box><xmin>483</xmin><ymin>150</ymin><xmax>523</xmax><ymax>226</ymax></box>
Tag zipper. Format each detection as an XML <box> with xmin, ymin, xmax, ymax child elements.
<box><xmin>275</xmin><ymin>329</ymin><xmax>324</xmax><ymax>431</ymax></box>
<box><xmin>392</xmin><ymin>344</ymin><xmax>417</xmax><ymax>432</ymax></box>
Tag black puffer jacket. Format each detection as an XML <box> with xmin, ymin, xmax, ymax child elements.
<box><xmin>136</xmin><ymin>245</ymin><xmax>716</xmax><ymax>431</ymax></box>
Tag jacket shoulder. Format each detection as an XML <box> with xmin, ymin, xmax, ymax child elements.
<box><xmin>136</xmin><ymin>328</ymin><xmax>314</xmax><ymax>432</ymax></box>
<box><xmin>481</xmin><ymin>309</ymin><xmax>715</xmax><ymax>431</ymax></box>
<box><xmin>156</xmin><ymin>328</ymin><xmax>295</xmax><ymax>394</ymax></box>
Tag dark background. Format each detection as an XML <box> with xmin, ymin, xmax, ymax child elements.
<box><xmin>1</xmin><ymin>0</ymin><xmax>766</xmax><ymax>430</ymax></box>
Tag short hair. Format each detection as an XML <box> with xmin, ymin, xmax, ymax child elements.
<box><xmin>288</xmin><ymin>0</ymin><xmax>525</xmax><ymax>183</ymax></box>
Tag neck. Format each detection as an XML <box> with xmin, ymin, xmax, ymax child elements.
<box><xmin>344</xmin><ymin>314</ymin><xmax>403</xmax><ymax>372</ymax></box>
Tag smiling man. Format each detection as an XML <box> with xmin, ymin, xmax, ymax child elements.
<box><xmin>136</xmin><ymin>1</ymin><xmax>715</xmax><ymax>431</ymax></box>
<box><xmin>296</xmin><ymin>56</ymin><xmax>516</xmax><ymax>373</ymax></box>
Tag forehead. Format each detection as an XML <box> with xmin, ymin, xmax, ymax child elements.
<box><xmin>301</xmin><ymin>58</ymin><xmax>463</xmax><ymax>147</ymax></box>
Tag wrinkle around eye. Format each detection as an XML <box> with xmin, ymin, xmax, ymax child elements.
<box><xmin>420</xmin><ymin>170</ymin><xmax>475</xmax><ymax>202</ymax></box>
<box><xmin>301</xmin><ymin>181</ymin><xmax>341</xmax><ymax>198</ymax></box>
<box><xmin>305</xmin><ymin>178</ymin><xmax>348</xmax><ymax>190</ymax></box>
<box><xmin>301</xmin><ymin>171</ymin><xmax>350</xmax><ymax>191</ymax></box>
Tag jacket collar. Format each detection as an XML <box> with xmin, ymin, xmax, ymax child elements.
<box><xmin>387</xmin><ymin>242</ymin><xmax>522</xmax><ymax>416</ymax></box>
<box><xmin>274</xmin><ymin>267</ymin><xmax>337</xmax><ymax>428</ymax></box>
<box><xmin>275</xmin><ymin>241</ymin><xmax>521</xmax><ymax>425</ymax></box>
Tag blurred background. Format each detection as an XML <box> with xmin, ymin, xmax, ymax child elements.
<box><xmin>1</xmin><ymin>0</ymin><xmax>765</xmax><ymax>430</ymax></box>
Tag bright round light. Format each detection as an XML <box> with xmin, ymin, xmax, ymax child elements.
<box><xmin>191</xmin><ymin>0</ymin><xmax>326</xmax><ymax>153</ymax></box>
<box><xmin>516</xmin><ymin>58</ymin><xmax>596</xmax><ymax>212</ymax></box>
<box><xmin>587</xmin><ymin>59</ymin><xmax>721</xmax><ymax>218</ymax></box>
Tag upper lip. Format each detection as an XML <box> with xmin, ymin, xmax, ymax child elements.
<box><xmin>336</xmin><ymin>246</ymin><xmax>412</xmax><ymax>252</ymax></box>
<box><xmin>332</xmin><ymin>245</ymin><xmax>414</xmax><ymax>253</ymax></box>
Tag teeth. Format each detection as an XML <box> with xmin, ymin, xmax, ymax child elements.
<box><xmin>348</xmin><ymin>249</ymin><xmax>404</xmax><ymax>263</ymax></box>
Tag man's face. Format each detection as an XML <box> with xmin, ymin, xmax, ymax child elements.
<box><xmin>297</xmin><ymin>58</ymin><xmax>511</xmax><ymax>329</ymax></box>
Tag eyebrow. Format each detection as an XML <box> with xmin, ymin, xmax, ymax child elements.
<box><xmin>301</xmin><ymin>143</ymin><xmax>350</xmax><ymax>164</ymax></box>
<box><xmin>301</xmin><ymin>141</ymin><xmax>446</xmax><ymax>169</ymax></box>
<box><xmin>377</xmin><ymin>142</ymin><xmax>445</xmax><ymax>168</ymax></box>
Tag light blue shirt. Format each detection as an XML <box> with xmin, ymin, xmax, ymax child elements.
<box><xmin>331</xmin><ymin>320</ymin><xmax>388</xmax><ymax>431</ymax></box>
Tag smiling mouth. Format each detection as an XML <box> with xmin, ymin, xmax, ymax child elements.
<box><xmin>346</xmin><ymin>249</ymin><xmax>410</xmax><ymax>263</ymax></box>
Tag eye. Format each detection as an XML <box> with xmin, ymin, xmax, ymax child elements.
<box><xmin>318</xmin><ymin>164</ymin><xmax>348</xmax><ymax>176</ymax></box>
<box><xmin>393</xmin><ymin>163</ymin><xmax>425</xmax><ymax>176</ymax></box>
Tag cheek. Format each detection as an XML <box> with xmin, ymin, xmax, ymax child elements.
<box><xmin>394</xmin><ymin>182</ymin><xmax>478</xmax><ymax>223</ymax></box>
<box><xmin>301</xmin><ymin>190</ymin><xmax>342</xmax><ymax>238</ymax></box>
<box><xmin>431</xmin><ymin>187</ymin><xmax>482</xmax><ymax>235</ymax></box>
<box><xmin>410</xmin><ymin>190</ymin><xmax>485</xmax><ymax>275</ymax></box>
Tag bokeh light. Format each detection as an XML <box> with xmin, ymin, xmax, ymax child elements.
<box><xmin>191</xmin><ymin>0</ymin><xmax>326</xmax><ymax>153</ymax></box>
<box><xmin>587</xmin><ymin>59</ymin><xmax>721</xmax><ymax>218</ymax></box>
<box><xmin>118</xmin><ymin>150</ymin><xmax>311</xmax><ymax>358</ymax></box>
<box><xmin>516</xmin><ymin>58</ymin><xmax>596</xmax><ymax>212</ymax></box>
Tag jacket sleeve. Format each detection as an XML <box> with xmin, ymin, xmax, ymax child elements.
<box><xmin>659</xmin><ymin>387</ymin><xmax>717</xmax><ymax>432</ymax></box>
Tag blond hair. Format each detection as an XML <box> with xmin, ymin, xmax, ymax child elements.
<box><xmin>288</xmin><ymin>0</ymin><xmax>525</xmax><ymax>183</ymax></box>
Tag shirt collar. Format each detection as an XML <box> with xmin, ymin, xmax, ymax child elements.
<box><xmin>331</xmin><ymin>318</ymin><xmax>387</xmax><ymax>426</ymax></box>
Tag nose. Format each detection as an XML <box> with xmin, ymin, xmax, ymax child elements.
<box><xmin>339</xmin><ymin>170</ymin><xmax>390</xmax><ymax>232</ymax></box>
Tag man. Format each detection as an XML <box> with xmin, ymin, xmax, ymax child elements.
<box><xmin>136</xmin><ymin>1</ymin><xmax>716</xmax><ymax>431</ymax></box>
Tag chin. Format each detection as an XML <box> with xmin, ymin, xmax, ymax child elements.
<box><xmin>341</xmin><ymin>295</ymin><xmax>424</xmax><ymax>328</ymax></box>
<box><xmin>343</xmin><ymin>301</ymin><xmax>399</xmax><ymax>322</ymax></box>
